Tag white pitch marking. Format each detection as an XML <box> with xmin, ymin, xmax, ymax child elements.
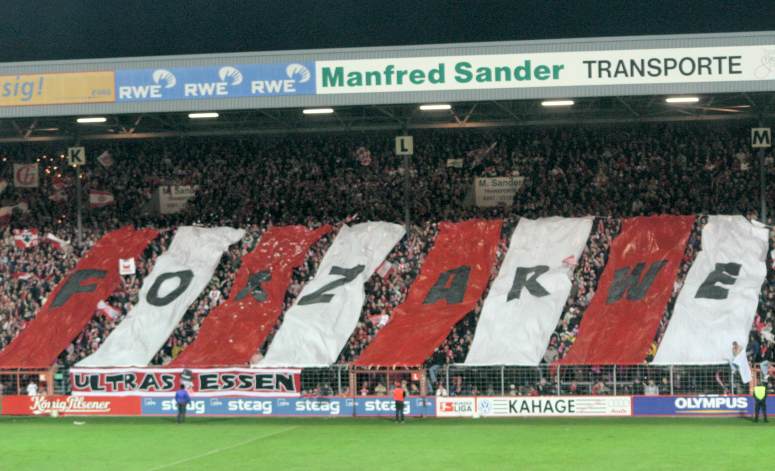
<box><xmin>147</xmin><ymin>425</ymin><xmax>299</xmax><ymax>470</ymax></box>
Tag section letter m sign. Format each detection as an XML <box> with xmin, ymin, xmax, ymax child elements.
<box><xmin>751</xmin><ymin>128</ymin><xmax>771</xmax><ymax>148</ymax></box>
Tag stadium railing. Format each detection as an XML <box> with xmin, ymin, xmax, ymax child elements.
<box><xmin>46</xmin><ymin>364</ymin><xmax>754</xmax><ymax>397</ymax></box>
<box><xmin>0</xmin><ymin>367</ymin><xmax>56</xmax><ymax>396</ymax></box>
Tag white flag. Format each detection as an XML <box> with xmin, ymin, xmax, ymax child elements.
<box><xmin>260</xmin><ymin>222</ymin><xmax>405</xmax><ymax>367</ymax></box>
<box><xmin>77</xmin><ymin>226</ymin><xmax>244</xmax><ymax>367</ymax></box>
<box><xmin>465</xmin><ymin>217</ymin><xmax>593</xmax><ymax>365</ymax></box>
<box><xmin>733</xmin><ymin>351</ymin><xmax>752</xmax><ymax>384</ymax></box>
<box><xmin>89</xmin><ymin>190</ymin><xmax>115</xmax><ymax>208</ymax></box>
<box><xmin>653</xmin><ymin>216</ymin><xmax>768</xmax><ymax>365</ymax></box>
<box><xmin>119</xmin><ymin>258</ymin><xmax>136</xmax><ymax>275</ymax></box>
<box><xmin>13</xmin><ymin>164</ymin><xmax>38</xmax><ymax>188</ymax></box>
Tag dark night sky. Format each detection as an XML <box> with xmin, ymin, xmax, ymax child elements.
<box><xmin>0</xmin><ymin>0</ymin><xmax>773</xmax><ymax>62</ymax></box>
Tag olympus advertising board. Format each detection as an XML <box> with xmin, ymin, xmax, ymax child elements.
<box><xmin>631</xmin><ymin>395</ymin><xmax>775</xmax><ymax>416</ymax></box>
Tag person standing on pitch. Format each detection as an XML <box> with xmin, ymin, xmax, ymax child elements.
<box><xmin>753</xmin><ymin>382</ymin><xmax>768</xmax><ymax>423</ymax></box>
<box><xmin>175</xmin><ymin>384</ymin><xmax>191</xmax><ymax>424</ymax></box>
<box><xmin>393</xmin><ymin>382</ymin><xmax>406</xmax><ymax>423</ymax></box>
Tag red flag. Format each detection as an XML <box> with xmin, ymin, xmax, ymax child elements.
<box><xmin>97</xmin><ymin>151</ymin><xmax>114</xmax><ymax>168</ymax></box>
<box><xmin>376</xmin><ymin>261</ymin><xmax>394</xmax><ymax>278</ymax></box>
<box><xmin>0</xmin><ymin>226</ymin><xmax>158</xmax><ymax>368</ymax></box>
<box><xmin>13</xmin><ymin>229</ymin><xmax>39</xmax><ymax>249</ymax></box>
<box><xmin>355</xmin><ymin>219</ymin><xmax>502</xmax><ymax>367</ymax></box>
<box><xmin>0</xmin><ymin>202</ymin><xmax>29</xmax><ymax>225</ymax></box>
<box><xmin>170</xmin><ymin>225</ymin><xmax>331</xmax><ymax>367</ymax></box>
<box><xmin>558</xmin><ymin>215</ymin><xmax>694</xmax><ymax>365</ymax></box>
<box><xmin>96</xmin><ymin>300</ymin><xmax>120</xmax><ymax>320</ymax></box>
<box><xmin>45</xmin><ymin>233</ymin><xmax>70</xmax><ymax>251</ymax></box>
<box><xmin>89</xmin><ymin>190</ymin><xmax>115</xmax><ymax>208</ymax></box>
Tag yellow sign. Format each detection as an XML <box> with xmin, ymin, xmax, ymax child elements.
<box><xmin>0</xmin><ymin>71</ymin><xmax>115</xmax><ymax>107</ymax></box>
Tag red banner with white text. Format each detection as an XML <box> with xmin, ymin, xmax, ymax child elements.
<box><xmin>559</xmin><ymin>215</ymin><xmax>694</xmax><ymax>365</ymax></box>
<box><xmin>355</xmin><ymin>219</ymin><xmax>502</xmax><ymax>367</ymax></box>
<box><xmin>0</xmin><ymin>226</ymin><xmax>158</xmax><ymax>368</ymax></box>
<box><xmin>1</xmin><ymin>395</ymin><xmax>142</xmax><ymax>416</ymax></box>
<box><xmin>170</xmin><ymin>225</ymin><xmax>330</xmax><ymax>367</ymax></box>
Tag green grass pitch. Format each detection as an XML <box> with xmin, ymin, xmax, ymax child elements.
<box><xmin>1</xmin><ymin>416</ymin><xmax>773</xmax><ymax>470</ymax></box>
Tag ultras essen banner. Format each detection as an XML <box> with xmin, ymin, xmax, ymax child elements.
<box><xmin>316</xmin><ymin>45</ymin><xmax>775</xmax><ymax>94</ymax></box>
<box><xmin>355</xmin><ymin>219</ymin><xmax>502</xmax><ymax>367</ymax></box>
<box><xmin>559</xmin><ymin>215</ymin><xmax>694</xmax><ymax>365</ymax></box>
<box><xmin>171</xmin><ymin>225</ymin><xmax>331</xmax><ymax>367</ymax></box>
<box><xmin>0</xmin><ymin>226</ymin><xmax>158</xmax><ymax>368</ymax></box>
<box><xmin>69</xmin><ymin>368</ymin><xmax>301</xmax><ymax>397</ymax></box>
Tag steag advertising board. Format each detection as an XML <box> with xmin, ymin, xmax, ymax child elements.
<box><xmin>141</xmin><ymin>396</ymin><xmax>435</xmax><ymax>417</ymax></box>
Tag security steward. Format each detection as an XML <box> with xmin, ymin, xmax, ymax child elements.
<box><xmin>753</xmin><ymin>382</ymin><xmax>768</xmax><ymax>423</ymax></box>
<box><xmin>393</xmin><ymin>382</ymin><xmax>406</xmax><ymax>423</ymax></box>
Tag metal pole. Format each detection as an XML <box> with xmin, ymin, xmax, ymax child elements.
<box><xmin>669</xmin><ymin>365</ymin><xmax>674</xmax><ymax>395</ymax></box>
<box><xmin>556</xmin><ymin>365</ymin><xmax>561</xmax><ymax>395</ymax></box>
<box><xmin>401</xmin><ymin>125</ymin><xmax>410</xmax><ymax>235</ymax></box>
<box><xmin>613</xmin><ymin>366</ymin><xmax>617</xmax><ymax>396</ymax></box>
<box><xmin>337</xmin><ymin>366</ymin><xmax>342</xmax><ymax>395</ymax></box>
<box><xmin>445</xmin><ymin>364</ymin><xmax>450</xmax><ymax>394</ymax></box>
<box><xmin>76</xmin><ymin>166</ymin><xmax>83</xmax><ymax>246</ymax></box>
<box><xmin>500</xmin><ymin>366</ymin><xmax>505</xmax><ymax>396</ymax></box>
<box><xmin>758</xmin><ymin>117</ymin><xmax>767</xmax><ymax>223</ymax></box>
<box><xmin>73</xmin><ymin>135</ymin><xmax>83</xmax><ymax>246</ymax></box>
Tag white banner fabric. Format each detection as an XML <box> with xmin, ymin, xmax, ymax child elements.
<box><xmin>653</xmin><ymin>216</ymin><xmax>769</xmax><ymax>365</ymax></box>
<box><xmin>77</xmin><ymin>226</ymin><xmax>244</xmax><ymax>367</ymax></box>
<box><xmin>465</xmin><ymin>217</ymin><xmax>592</xmax><ymax>365</ymax></box>
<box><xmin>260</xmin><ymin>222</ymin><xmax>405</xmax><ymax>367</ymax></box>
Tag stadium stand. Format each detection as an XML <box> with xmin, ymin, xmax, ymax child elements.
<box><xmin>0</xmin><ymin>121</ymin><xmax>774</xmax><ymax>396</ymax></box>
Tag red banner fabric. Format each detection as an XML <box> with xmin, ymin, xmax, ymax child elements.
<box><xmin>355</xmin><ymin>219</ymin><xmax>502</xmax><ymax>367</ymax></box>
<box><xmin>0</xmin><ymin>226</ymin><xmax>158</xmax><ymax>368</ymax></box>
<box><xmin>1</xmin><ymin>395</ymin><xmax>141</xmax><ymax>416</ymax></box>
<box><xmin>170</xmin><ymin>225</ymin><xmax>330</xmax><ymax>367</ymax></box>
<box><xmin>559</xmin><ymin>215</ymin><xmax>694</xmax><ymax>365</ymax></box>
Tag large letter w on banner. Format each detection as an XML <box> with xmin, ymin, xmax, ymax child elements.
<box><xmin>606</xmin><ymin>261</ymin><xmax>667</xmax><ymax>304</ymax></box>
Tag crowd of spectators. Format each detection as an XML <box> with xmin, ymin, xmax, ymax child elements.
<box><xmin>0</xmin><ymin>121</ymin><xmax>773</xmax><ymax>397</ymax></box>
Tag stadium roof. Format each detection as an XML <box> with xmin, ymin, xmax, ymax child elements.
<box><xmin>0</xmin><ymin>31</ymin><xmax>773</xmax><ymax>141</ymax></box>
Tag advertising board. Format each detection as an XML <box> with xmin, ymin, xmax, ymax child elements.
<box><xmin>1</xmin><ymin>395</ymin><xmax>141</xmax><ymax>416</ymax></box>
<box><xmin>316</xmin><ymin>45</ymin><xmax>775</xmax><ymax>95</ymax></box>
<box><xmin>141</xmin><ymin>396</ymin><xmax>435</xmax><ymax>417</ymax></box>
<box><xmin>116</xmin><ymin>62</ymin><xmax>315</xmax><ymax>102</ymax></box>
<box><xmin>631</xmin><ymin>395</ymin><xmax>774</xmax><ymax>416</ymax></box>
<box><xmin>0</xmin><ymin>71</ymin><xmax>114</xmax><ymax>107</ymax></box>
